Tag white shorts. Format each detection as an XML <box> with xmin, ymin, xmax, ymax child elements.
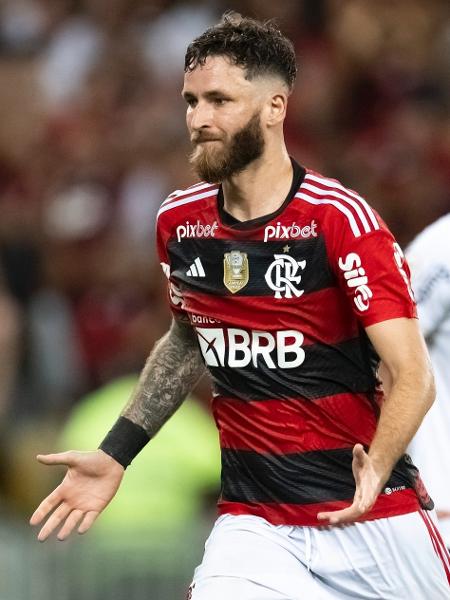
<box><xmin>189</xmin><ymin>511</ymin><xmax>450</xmax><ymax>600</ymax></box>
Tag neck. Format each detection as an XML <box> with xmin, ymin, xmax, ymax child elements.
<box><xmin>221</xmin><ymin>142</ymin><xmax>293</xmax><ymax>222</ymax></box>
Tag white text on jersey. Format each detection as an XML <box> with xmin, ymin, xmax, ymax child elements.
<box><xmin>264</xmin><ymin>220</ymin><xmax>318</xmax><ymax>242</ymax></box>
<box><xmin>393</xmin><ymin>243</ymin><xmax>415</xmax><ymax>301</ymax></box>
<box><xmin>176</xmin><ymin>220</ymin><xmax>219</xmax><ymax>242</ymax></box>
<box><xmin>338</xmin><ymin>252</ymin><xmax>373</xmax><ymax>311</ymax></box>
<box><xmin>195</xmin><ymin>327</ymin><xmax>305</xmax><ymax>369</ymax></box>
<box><xmin>160</xmin><ymin>261</ymin><xmax>184</xmax><ymax>306</ymax></box>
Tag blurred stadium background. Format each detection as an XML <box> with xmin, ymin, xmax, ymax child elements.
<box><xmin>0</xmin><ymin>1</ymin><xmax>448</xmax><ymax>598</ymax></box>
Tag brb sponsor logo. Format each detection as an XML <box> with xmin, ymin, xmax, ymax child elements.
<box><xmin>338</xmin><ymin>253</ymin><xmax>373</xmax><ymax>311</ymax></box>
<box><xmin>264</xmin><ymin>220</ymin><xmax>318</xmax><ymax>242</ymax></box>
<box><xmin>176</xmin><ymin>220</ymin><xmax>218</xmax><ymax>242</ymax></box>
<box><xmin>195</xmin><ymin>327</ymin><xmax>305</xmax><ymax>369</ymax></box>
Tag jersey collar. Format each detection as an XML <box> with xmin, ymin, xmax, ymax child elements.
<box><xmin>217</xmin><ymin>158</ymin><xmax>306</xmax><ymax>231</ymax></box>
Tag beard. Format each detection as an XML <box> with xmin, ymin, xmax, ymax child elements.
<box><xmin>189</xmin><ymin>112</ymin><xmax>265</xmax><ymax>183</ymax></box>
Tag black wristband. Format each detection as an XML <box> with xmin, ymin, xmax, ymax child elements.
<box><xmin>99</xmin><ymin>417</ymin><xmax>150</xmax><ymax>469</ymax></box>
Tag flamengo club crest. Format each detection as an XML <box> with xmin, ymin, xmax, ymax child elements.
<box><xmin>223</xmin><ymin>250</ymin><xmax>249</xmax><ymax>293</ymax></box>
<box><xmin>265</xmin><ymin>255</ymin><xmax>306</xmax><ymax>299</ymax></box>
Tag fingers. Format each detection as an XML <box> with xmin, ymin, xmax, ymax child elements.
<box><xmin>32</xmin><ymin>503</ymin><xmax>100</xmax><ymax>541</ymax></box>
<box><xmin>57</xmin><ymin>509</ymin><xmax>84</xmax><ymax>541</ymax></box>
<box><xmin>352</xmin><ymin>444</ymin><xmax>367</xmax><ymax>465</ymax></box>
<box><xmin>78</xmin><ymin>511</ymin><xmax>99</xmax><ymax>535</ymax></box>
<box><xmin>317</xmin><ymin>486</ymin><xmax>372</xmax><ymax>525</ymax></box>
<box><xmin>31</xmin><ymin>453</ymin><xmax>78</xmax><ymax>529</ymax></box>
<box><xmin>37</xmin><ymin>503</ymin><xmax>72</xmax><ymax>542</ymax></box>
<box><xmin>318</xmin><ymin>446</ymin><xmax>381</xmax><ymax>525</ymax></box>
<box><xmin>30</xmin><ymin>487</ymin><xmax>63</xmax><ymax>526</ymax></box>
<box><xmin>36</xmin><ymin>452</ymin><xmax>77</xmax><ymax>467</ymax></box>
<box><xmin>317</xmin><ymin>503</ymin><xmax>364</xmax><ymax>525</ymax></box>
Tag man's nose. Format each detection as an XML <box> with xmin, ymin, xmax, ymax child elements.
<box><xmin>190</xmin><ymin>101</ymin><xmax>214</xmax><ymax>131</ymax></box>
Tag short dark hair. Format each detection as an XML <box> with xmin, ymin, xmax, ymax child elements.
<box><xmin>184</xmin><ymin>12</ymin><xmax>297</xmax><ymax>91</ymax></box>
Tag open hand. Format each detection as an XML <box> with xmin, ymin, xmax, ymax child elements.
<box><xmin>29</xmin><ymin>450</ymin><xmax>124</xmax><ymax>541</ymax></box>
<box><xmin>317</xmin><ymin>444</ymin><xmax>386</xmax><ymax>525</ymax></box>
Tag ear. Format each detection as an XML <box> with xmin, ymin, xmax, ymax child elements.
<box><xmin>265</xmin><ymin>93</ymin><xmax>288</xmax><ymax>127</ymax></box>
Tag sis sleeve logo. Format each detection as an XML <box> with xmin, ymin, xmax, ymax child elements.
<box><xmin>338</xmin><ymin>252</ymin><xmax>373</xmax><ymax>311</ymax></box>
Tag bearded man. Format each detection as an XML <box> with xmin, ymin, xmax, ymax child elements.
<box><xmin>31</xmin><ymin>12</ymin><xmax>450</xmax><ymax>600</ymax></box>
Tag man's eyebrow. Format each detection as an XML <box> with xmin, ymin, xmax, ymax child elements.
<box><xmin>204</xmin><ymin>90</ymin><xmax>230</xmax><ymax>98</ymax></box>
<box><xmin>182</xmin><ymin>90</ymin><xmax>232</xmax><ymax>100</ymax></box>
<box><xmin>182</xmin><ymin>90</ymin><xmax>196</xmax><ymax>100</ymax></box>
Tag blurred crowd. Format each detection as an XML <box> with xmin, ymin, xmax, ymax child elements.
<box><xmin>0</xmin><ymin>0</ymin><xmax>448</xmax><ymax>517</ymax></box>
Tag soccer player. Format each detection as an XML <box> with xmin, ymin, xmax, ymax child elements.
<box><xmin>30</xmin><ymin>13</ymin><xmax>450</xmax><ymax>599</ymax></box>
<box><xmin>407</xmin><ymin>213</ymin><xmax>450</xmax><ymax>549</ymax></box>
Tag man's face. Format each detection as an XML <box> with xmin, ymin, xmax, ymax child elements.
<box><xmin>182</xmin><ymin>56</ymin><xmax>266</xmax><ymax>183</ymax></box>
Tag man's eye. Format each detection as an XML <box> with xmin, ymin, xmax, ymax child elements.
<box><xmin>214</xmin><ymin>98</ymin><xmax>227</xmax><ymax>105</ymax></box>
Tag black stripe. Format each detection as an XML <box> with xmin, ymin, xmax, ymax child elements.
<box><xmin>168</xmin><ymin>235</ymin><xmax>334</xmax><ymax>297</ymax></box>
<box><xmin>221</xmin><ymin>448</ymin><xmax>416</xmax><ymax>505</ymax></box>
<box><xmin>210</xmin><ymin>338</ymin><xmax>377</xmax><ymax>401</ymax></box>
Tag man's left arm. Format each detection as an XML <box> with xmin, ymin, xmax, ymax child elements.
<box><xmin>318</xmin><ymin>317</ymin><xmax>435</xmax><ymax>524</ymax></box>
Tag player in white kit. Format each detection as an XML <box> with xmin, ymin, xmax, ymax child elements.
<box><xmin>408</xmin><ymin>213</ymin><xmax>450</xmax><ymax>547</ymax></box>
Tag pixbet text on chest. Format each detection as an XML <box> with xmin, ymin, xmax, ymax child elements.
<box><xmin>263</xmin><ymin>220</ymin><xmax>318</xmax><ymax>242</ymax></box>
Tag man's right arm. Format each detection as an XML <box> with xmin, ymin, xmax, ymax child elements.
<box><xmin>30</xmin><ymin>319</ymin><xmax>205</xmax><ymax>541</ymax></box>
<box><xmin>99</xmin><ymin>318</ymin><xmax>205</xmax><ymax>466</ymax></box>
<box><xmin>124</xmin><ymin>317</ymin><xmax>205</xmax><ymax>439</ymax></box>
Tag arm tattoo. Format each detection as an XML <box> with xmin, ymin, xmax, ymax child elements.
<box><xmin>122</xmin><ymin>318</ymin><xmax>206</xmax><ymax>438</ymax></box>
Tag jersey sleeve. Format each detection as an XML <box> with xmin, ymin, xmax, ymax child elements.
<box><xmin>326</xmin><ymin>211</ymin><xmax>417</xmax><ymax>328</ymax></box>
<box><xmin>156</xmin><ymin>214</ymin><xmax>189</xmax><ymax>321</ymax></box>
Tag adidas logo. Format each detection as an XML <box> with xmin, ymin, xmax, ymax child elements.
<box><xmin>186</xmin><ymin>257</ymin><xmax>205</xmax><ymax>277</ymax></box>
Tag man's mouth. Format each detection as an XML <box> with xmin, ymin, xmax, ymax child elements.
<box><xmin>193</xmin><ymin>136</ymin><xmax>222</xmax><ymax>144</ymax></box>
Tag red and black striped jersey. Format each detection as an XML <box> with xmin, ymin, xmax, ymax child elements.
<box><xmin>156</xmin><ymin>160</ymin><xmax>431</xmax><ymax>526</ymax></box>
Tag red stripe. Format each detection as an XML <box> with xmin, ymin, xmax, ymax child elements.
<box><xmin>185</xmin><ymin>286</ymin><xmax>415</xmax><ymax>338</ymax></box>
<box><xmin>218</xmin><ymin>489</ymin><xmax>419</xmax><ymax>527</ymax></box>
<box><xmin>185</xmin><ymin>287</ymin><xmax>358</xmax><ymax>345</ymax></box>
<box><xmin>424</xmin><ymin>511</ymin><xmax>450</xmax><ymax>554</ymax></box>
<box><xmin>423</xmin><ymin>511</ymin><xmax>450</xmax><ymax>572</ymax></box>
<box><xmin>420</xmin><ymin>510</ymin><xmax>450</xmax><ymax>584</ymax></box>
<box><xmin>162</xmin><ymin>184</ymin><xmax>217</xmax><ymax>206</ymax></box>
<box><xmin>420</xmin><ymin>510</ymin><xmax>450</xmax><ymax>583</ymax></box>
<box><xmin>422</xmin><ymin>512</ymin><xmax>440</xmax><ymax>555</ymax></box>
<box><xmin>213</xmin><ymin>394</ymin><xmax>378</xmax><ymax>454</ymax></box>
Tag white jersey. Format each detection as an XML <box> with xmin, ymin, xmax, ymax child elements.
<box><xmin>407</xmin><ymin>213</ymin><xmax>450</xmax><ymax>542</ymax></box>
